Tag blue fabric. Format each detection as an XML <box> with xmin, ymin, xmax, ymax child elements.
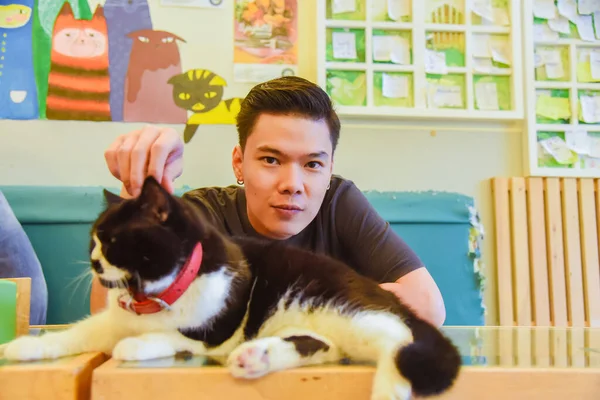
<box><xmin>0</xmin><ymin>191</ymin><xmax>47</xmax><ymax>325</ymax></box>
<box><xmin>1</xmin><ymin>185</ymin><xmax>485</xmax><ymax>326</ymax></box>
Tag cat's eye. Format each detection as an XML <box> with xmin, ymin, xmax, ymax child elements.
<box><xmin>179</xmin><ymin>92</ymin><xmax>191</xmax><ymax>100</ymax></box>
<box><xmin>204</xmin><ymin>91</ymin><xmax>217</xmax><ymax>99</ymax></box>
<box><xmin>138</xmin><ymin>36</ymin><xmax>150</xmax><ymax>43</ymax></box>
<box><xmin>161</xmin><ymin>37</ymin><xmax>174</xmax><ymax>43</ymax></box>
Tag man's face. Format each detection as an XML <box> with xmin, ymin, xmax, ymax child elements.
<box><xmin>232</xmin><ymin>113</ymin><xmax>334</xmax><ymax>240</ymax></box>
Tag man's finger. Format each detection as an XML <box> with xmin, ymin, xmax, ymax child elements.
<box><xmin>148</xmin><ymin>128</ymin><xmax>183</xmax><ymax>186</ymax></box>
<box><xmin>117</xmin><ymin>133</ymin><xmax>140</xmax><ymax>196</ymax></box>
<box><xmin>104</xmin><ymin>134</ymin><xmax>127</xmax><ymax>180</ymax></box>
<box><xmin>130</xmin><ymin>126</ymin><xmax>161</xmax><ymax>196</ymax></box>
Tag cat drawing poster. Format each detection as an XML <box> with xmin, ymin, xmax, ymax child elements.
<box><xmin>168</xmin><ymin>69</ymin><xmax>243</xmax><ymax>143</ymax></box>
<box><xmin>0</xmin><ymin>1</ymin><xmax>39</xmax><ymax>120</ymax></box>
<box><xmin>123</xmin><ymin>29</ymin><xmax>187</xmax><ymax>124</ymax></box>
<box><xmin>32</xmin><ymin>0</ymin><xmax>92</xmax><ymax>119</ymax></box>
<box><xmin>104</xmin><ymin>0</ymin><xmax>153</xmax><ymax>122</ymax></box>
<box><xmin>46</xmin><ymin>2</ymin><xmax>111</xmax><ymax>121</ymax></box>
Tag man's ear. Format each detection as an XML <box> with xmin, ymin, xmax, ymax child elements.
<box><xmin>231</xmin><ymin>145</ymin><xmax>244</xmax><ymax>183</ymax></box>
<box><xmin>138</xmin><ymin>177</ymin><xmax>172</xmax><ymax>222</ymax></box>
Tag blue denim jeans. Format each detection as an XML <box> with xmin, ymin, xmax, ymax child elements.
<box><xmin>0</xmin><ymin>191</ymin><xmax>48</xmax><ymax>325</ymax></box>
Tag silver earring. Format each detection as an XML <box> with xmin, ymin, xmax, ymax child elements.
<box><xmin>237</xmin><ymin>179</ymin><xmax>244</xmax><ymax>185</ymax></box>
<box><xmin>327</xmin><ymin>183</ymin><xmax>330</xmax><ymax>190</ymax></box>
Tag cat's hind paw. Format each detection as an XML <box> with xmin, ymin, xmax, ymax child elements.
<box><xmin>3</xmin><ymin>335</ymin><xmax>65</xmax><ymax>361</ymax></box>
<box><xmin>227</xmin><ymin>337</ymin><xmax>284</xmax><ymax>379</ymax></box>
<box><xmin>112</xmin><ymin>336</ymin><xmax>176</xmax><ymax>361</ymax></box>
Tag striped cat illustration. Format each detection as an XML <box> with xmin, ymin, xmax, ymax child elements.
<box><xmin>168</xmin><ymin>69</ymin><xmax>243</xmax><ymax>143</ymax></box>
<box><xmin>46</xmin><ymin>2</ymin><xmax>111</xmax><ymax>121</ymax></box>
<box><xmin>0</xmin><ymin>1</ymin><xmax>39</xmax><ymax>120</ymax></box>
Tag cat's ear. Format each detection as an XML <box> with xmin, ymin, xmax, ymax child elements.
<box><xmin>92</xmin><ymin>5</ymin><xmax>105</xmax><ymax>19</ymax></box>
<box><xmin>209</xmin><ymin>74</ymin><xmax>227</xmax><ymax>87</ymax></box>
<box><xmin>138</xmin><ymin>176</ymin><xmax>172</xmax><ymax>223</ymax></box>
<box><xmin>167</xmin><ymin>73</ymin><xmax>183</xmax><ymax>85</ymax></box>
<box><xmin>103</xmin><ymin>189</ymin><xmax>124</xmax><ymax>207</ymax></box>
<box><xmin>170</xmin><ymin>33</ymin><xmax>187</xmax><ymax>43</ymax></box>
<box><xmin>59</xmin><ymin>2</ymin><xmax>74</xmax><ymax>16</ymax></box>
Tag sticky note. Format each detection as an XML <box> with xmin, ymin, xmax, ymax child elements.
<box><xmin>388</xmin><ymin>0</ymin><xmax>410</xmax><ymax>21</ymax></box>
<box><xmin>580</xmin><ymin>95</ymin><xmax>600</xmax><ymax>123</ymax></box>
<box><xmin>473</xmin><ymin>35</ymin><xmax>491</xmax><ymax>58</ymax></box>
<box><xmin>589</xmin><ymin>135</ymin><xmax>600</xmax><ymax>158</ymax></box>
<box><xmin>540</xmin><ymin>136</ymin><xmax>577</xmax><ymax>164</ymax></box>
<box><xmin>591</xmin><ymin>51</ymin><xmax>600</xmax><ymax>79</ymax></box>
<box><xmin>472</xmin><ymin>0</ymin><xmax>494</xmax><ymax>23</ymax></box>
<box><xmin>536</xmin><ymin>95</ymin><xmax>571</xmax><ymax>120</ymax></box>
<box><xmin>390</xmin><ymin>36</ymin><xmax>410</xmax><ymax>64</ymax></box>
<box><xmin>576</xmin><ymin>15</ymin><xmax>596</xmax><ymax>41</ymax></box>
<box><xmin>475</xmin><ymin>82</ymin><xmax>499</xmax><ymax>110</ymax></box>
<box><xmin>0</xmin><ymin>280</ymin><xmax>17</xmax><ymax>345</ymax></box>
<box><xmin>373</xmin><ymin>36</ymin><xmax>392</xmax><ymax>62</ymax></box>
<box><xmin>565</xmin><ymin>128</ymin><xmax>591</xmax><ymax>154</ymax></box>
<box><xmin>425</xmin><ymin>49</ymin><xmax>447</xmax><ymax>74</ymax></box>
<box><xmin>558</xmin><ymin>0</ymin><xmax>579</xmax><ymax>22</ymax></box>
<box><xmin>578</xmin><ymin>0</ymin><xmax>600</xmax><ymax>15</ymax></box>
<box><xmin>332</xmin><ymin>31</ymin><xmax>357</xmax><ymax>59</ymax></box>
<box><xmin>534</xmin><ymin>0</ymin><xmax>558</xmax><ymax>19</ymax></box>
<box><xmin>332</xmin><ymin>0</ymin><xmax>356</xmax><ymax>14</ymax></box>
<box><xmin>382</xmin><ymin>73</ymin><xmax>408</xmax><ymax>98</ymax></box>
<box><xmin>473</xmin><ymin>57</ymin><xmax>493</xmax><ymax>73</ymax></box>
<box><xmin>548</xmin><ymin>16</ymin><xmax>571</xmax><ymax>34</ymax></box>
<box><xmin>534</xmin><ymin>23</ymin><xmax>560</xmax><ymax>41</ymax></box>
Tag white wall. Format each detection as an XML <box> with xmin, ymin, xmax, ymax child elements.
<box><xmin>0</xmin><ymin>0</ymin><xmax>526</xmax><ymax>323</ymax></box>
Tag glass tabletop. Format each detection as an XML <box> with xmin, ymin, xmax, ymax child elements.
<box><xmin>2</xmin><ymin>325</ymin><xmax>599</xmax><ymax>370</ymax></box>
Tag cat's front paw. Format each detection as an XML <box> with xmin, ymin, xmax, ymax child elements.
<box><xmin>112</xmin><ymin>336</ymin><xmax>176</xmax><ymax>361</ymax></box>
<box><xmin>3</xmin><ymin>335</ymin><xmax>65</xmax><ymax>361</ymax></box>
<box><xmin>227</xmin><ymin>338</ymin><xmax>282</xmax><ymax>379</ymax></box>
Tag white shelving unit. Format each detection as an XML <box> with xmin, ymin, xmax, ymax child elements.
<box><xmin>522</xmin><ymin>0</ymin><xmax>600</xmax><ymax>177</ymax></box>
<box><xmin>317</xmin><ymin>0</ymin><xmax>523</xmax><ymax>120</ymax></box>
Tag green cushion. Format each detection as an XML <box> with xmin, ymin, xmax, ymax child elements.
<box><xmin>1</xmin><ymin>186</ymin><xmax>485</xmax><ymax>326</ymax></box>
<box><xmin>0</xmin><ymin>280</ymin><xmax>17</xmax><ymax>345</ymax></box>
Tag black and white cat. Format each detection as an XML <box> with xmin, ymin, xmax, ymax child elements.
<box><xmin>1</xmin><ymin>177</ymin><xmax>461</xmax><ymax>399</ymax></box>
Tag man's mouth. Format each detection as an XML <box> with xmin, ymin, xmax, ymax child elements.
<box><xmin>272</xmin><ymin>204</ymin><xmax>303</xmax><ymax>211</ymax></box>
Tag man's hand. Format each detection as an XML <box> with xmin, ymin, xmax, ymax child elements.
<box><xmin>104</xmin><ymin>125</ymin><xmax>184</xmax><ymax>198</ymax></box>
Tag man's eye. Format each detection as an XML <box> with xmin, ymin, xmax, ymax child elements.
<box><xmin>263</xmin><ymin>157</ymin><xmax>278</xmax><ymax>164</ymax></box>
<box><xmin>307</xmin><ymin>161</ymin><xmax>322</xmax><ymax>169</ymax></box>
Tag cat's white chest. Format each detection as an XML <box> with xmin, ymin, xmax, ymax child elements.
<box><xmin>109</xmin><ymin>268</ymin><xmax>234</xmax><ymax>334</ymax></box>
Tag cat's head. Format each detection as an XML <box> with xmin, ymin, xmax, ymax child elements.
<box><xmin>168</xmin><ymin>69</ymin><xmax>227</xmax><ymax>113</ymax></box>
<box><xmin>90</xmin><ymin>177</ymin><xmax>213</xmax><ymax>293</ymax></box>
<box><xmin>0</xmin><ymin>3</ymin><xmax>32</xmax><ymax>29</ymax></box>
<box><xmin>52</xmin><ymin>3</ymin><xmax>107</xmax><ymax>58</ymax></box>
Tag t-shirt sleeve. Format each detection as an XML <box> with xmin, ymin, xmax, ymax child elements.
<box><xmin>333</xmin><ymin>182</ymin><xmax>424</xmax><ymax>283</ymax></box>
<box><xmin>181</xmin><ymin>189</ymin><xmax>226</xmax><ymax>232</ymax></box>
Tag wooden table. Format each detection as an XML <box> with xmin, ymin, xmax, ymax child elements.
<box><xmin>2</xmin><ymin>326</ymin><xmax>599</xmax><ymax>399</ymax></box>
<box><xmin>90</xmin><ymin>326</ymin><xmax>600</xmax><ymax>400</ymax></box>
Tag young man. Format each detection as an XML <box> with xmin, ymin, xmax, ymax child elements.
<box><xmin>93</xmin><ymin>77</ymin><xmax>446</xmax><ymax>326</ymax></box>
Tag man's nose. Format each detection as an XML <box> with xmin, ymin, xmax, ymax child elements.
<box><xmin>278</xmin><ymin>165</ymin><xmax>303</xmax><ymax>194</ymax></box>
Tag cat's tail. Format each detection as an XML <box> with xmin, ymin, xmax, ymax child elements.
<box><xmin>395</xmin><ymin>318</ymin><xmax>462</xmax><ymax>397</ymax></box>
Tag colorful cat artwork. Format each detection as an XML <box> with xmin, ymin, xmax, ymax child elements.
<box><xmin>123</xmin><ymin>29</ymin><xmax>187</xmax><ymax>124</ymax></box>
<box><xmin>33</xmin><ymin>0</ymin><xmax>92</xmax><ymax>119</ymax></box>
<box><xmin>104</xmin><ymin>0</ymin><xmax>153</xmax><ymax>122</ymax></box>
<box><xmin>46</xmin><ymin>3</ymin><xmax>111</xmax><ymax>121</ymax></box>
<box><xmin>0</xmin><ymin>1</ymin><xmax>39</xmax><ymax>120</ymax></box>
<box><xmin>168</xmin><ymin>69</ymin><xmax>243</xmax><ymax>143</ymax></box>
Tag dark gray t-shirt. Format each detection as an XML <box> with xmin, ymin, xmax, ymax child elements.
<box><xmin>182</xmin><ymin>175</ymin><xmax>424</xmax><ymax>283</ymax></box>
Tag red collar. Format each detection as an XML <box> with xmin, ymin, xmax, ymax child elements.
<box><xmin>118</xmin><ymin>242</ymin><xmax>203</xmax><ymax>315</ymax></box>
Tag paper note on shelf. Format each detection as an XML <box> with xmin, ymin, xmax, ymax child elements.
<box><xmin>545</xmin><ymin>60</ymin><xmax>565</xmax><ymax>78</ymax></box>
<box><xmin>576</xmin><ymin>15</ymin><xmax>596</xmax><ymax>41</ymax></box>
<box><xmin>558</xmin><ymin>0</ymin><xmax>579</xmax><ymax>22</ymax></box>
<box><xmin>332</xmin><ymin>32</ymin><xmax>357</xmax><ymax>60</ymax></box>
<box><xmin>475</xmin><ymin>82</ymin><xmax>499</xmax><ymax>110</ymax></box>
<box><xmin>382</xmin><ymin>73</ymin><xmax>409</xmax><ymax>98</ymax></box>
<box><xmin>590</xmin><ymin>136</ymin><xmax>600</xmax><ymax>158</ymax></box>
<box><xmin>580</xmin><ymin>96</ymin><xmax>600</xmax><ymax>123</ymax></box>
<box><xmin>428</xmin><ymin>84</ymin><xmax>462</xmax><ymax>108</ymax></box>
<box><xmin>473</xmin><ymin>57</ymin><xmax>493</xmax><ymax>73</ymax></box>
<box><xmin>565</xmin><ymin>128</ymin><xmax>591</xmax><ymax>154</ymax></box>
<box><xmin>388</xmin><ymin>0</ymin><xmax>410</xmax><ymax>21</ymax></box>
<box><xmin>472</xmin><ymin>0</ymin><xmax>494</xmax><ymax>23</ymax></box>
<box><xmin>373</xmin><ymin>36</ymin><xmax>392</xmax><ymax>62</ymax></box>
<box><xmin>595</xmin><ymin>11</ymin><xmax>600</xmax><ymax>39</ymax></box>
<box><xmin>591</xmin><ymin>51</ymin><xmax>600</xmax><ymax>79</ymax></box>
<box><xmin>548</xmin><ymin>16</ymin><xmax>571</xmax><ymax>34</ymax></box>
<box><xmin>332</xmin><ymin>0</ymin><xmax>356</xmax><ymax>14</ymax></box>
<box><xmin>425</xmin><ymin>50</ymin><xmax>448</xmax><ymax>74</ymax></box>
<box><xmin>578</xmin><ymin>0</ymin><xmax>600</xmax><ymax>15</ymax></box>
<box><xmin>490</xmin><ymin>40</ymin><xmax>511</xmax><ymax>65</ymax></box>
<box><xmin>536</xmin><ymin>95</ymin><xmax>571</xmax><ymax>120</ymax></box>
<box><xmin>534</xmin><ymin>23</ymin><xmax>560</xmax><ymax>41</ymax></box>
<box><xmin>473</xmin><ymin>35</ymin><xmax>491</xmax><ymax>58</ymax></box>
<box><xmin>534</xmin><ymin>0</ymin><xmax>558</xmax><ymax>19</ymax></box>
<box><xmin>540</xmin><ymin>137</ymin><xmax>577</xmax><ymax>164</ymax></box>
<box><xmin>390</xmin><ymin>37</ymin><xmax>410</xmax><ymax>64</ymax></box>
<box><xmin>583</xmin><ymin>155</ymin><xmax>600</xmax><ymax>168</ymax></box>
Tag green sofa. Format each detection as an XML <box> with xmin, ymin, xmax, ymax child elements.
<box><xmin>1</xmin><ymin>186</ymin><xmax>485</xmax><ymax>326</ymax></box>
